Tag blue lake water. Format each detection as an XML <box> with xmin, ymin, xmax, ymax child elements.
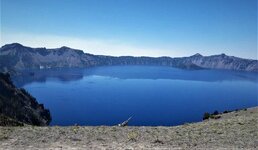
<box><xmin>13</xmin><ymin>66</ymin><xmax>258</xmax><ymax>126</ymax></box>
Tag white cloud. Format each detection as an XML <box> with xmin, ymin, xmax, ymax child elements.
<box><xmin>0</xmin><ymin>32</ymin><xmax>185</xmax><ymax>57</ymax></box>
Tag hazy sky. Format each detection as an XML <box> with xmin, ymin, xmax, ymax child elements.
<box><xmin>1</xmin><ymin>0</ymin><xmax>257</xmax><ymax>59</ymax></box>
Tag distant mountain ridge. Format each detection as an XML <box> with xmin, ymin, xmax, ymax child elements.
<box><xmin>0</xmin><ymin>43</ymin><xmax>257</xmax><ymax>72</ymax></box>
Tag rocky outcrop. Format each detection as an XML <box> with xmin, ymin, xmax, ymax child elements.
<box><xmin>0</xmin><ymin>73</ymin><xmax>51</xmax><ymax>126</ymax></box>
<box><xmin>0</xmin><ymin>43</ymin><xmax>257</xmax><ymax>72</ymax></box>
<box><xmin>0</xmin><ymin>114</ymin><xmax>24</xmax><ymax>126</ymax></box>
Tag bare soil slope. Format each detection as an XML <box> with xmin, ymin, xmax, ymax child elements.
<box><xmin>0</xmin><ymin>107</ymin><xmax>257</xmax><ymax>149</ymax></box>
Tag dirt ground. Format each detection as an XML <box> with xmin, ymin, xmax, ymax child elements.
<box><xmin>0</xmin><ymin>107</ymin><xmax>257</xmax><ymax>150</ymax></box>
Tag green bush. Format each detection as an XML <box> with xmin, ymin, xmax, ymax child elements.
<box><xmin>213</xmin><ymin>110</ymin><xmax>219</xmax><ymax>115</ymax></box>
<box><xmin>223</xmin><ymin>110</ymin><xmax>228</xmax><ymax>113</ymax></box>
<box><xmin>203</xmin><ymin>112</ymin><xmax>210</xmax><ymax>120</ymax></box>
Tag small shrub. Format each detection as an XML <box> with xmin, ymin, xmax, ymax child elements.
<box><xmin>153</xmin><ymin>138</ymin><xmax>164</xmax><ymax>144</ymax></box>
<box><xmin>203</xmin><ymin>112</ymin><xmax>210</xmax><ymax>120</ymax></box>
<box><xmin>127</xmin><ymin>131</ymin><xmax>138</xmax><ymax>142</ymax></box>
<box><xmin>214</xmin><ymin>115</ymin><xmax>221</xmax><ymax>119</ymax></box>
<box><xmin>213</xmin><ymin>110</ymin><xmax>219</xmax><ymax>115</ymax></box>
<box><xmin>223</xmin><ymin>110</ymin><xmax>228</xmax><ymax>113</ymax></box>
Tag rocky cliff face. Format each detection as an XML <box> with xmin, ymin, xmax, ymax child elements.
<box><xmin>0</xmin><ymin>73</ymin><xmax>51</xmax><ymax>126</ymax></box>
<box><xmin>0</xmin><ymin>43</ymin><xmax>97</xmax><ymax>71</ymax></box>
<box><xmin>185</xmin><ymin>53</ymin><xmax>258</xmax><ymax>72</ymax></box>
<box><xmin>0</xmin><ymin>43</ymin><xmax>257</xmax><ymax>72</ymax></box>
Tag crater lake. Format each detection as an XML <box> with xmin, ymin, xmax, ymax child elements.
<box><xmin>12</xmin><ymin>66</ymin><xmax>258</xmax><ymax>126</ymax></box>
